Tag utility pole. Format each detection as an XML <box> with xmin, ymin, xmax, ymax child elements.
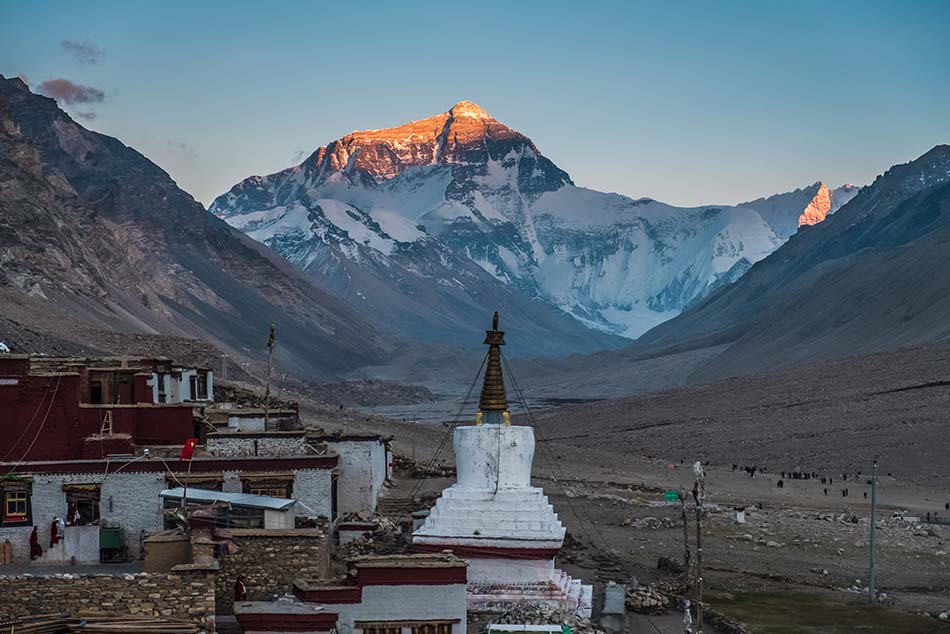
<box><xmin>264</xmin><ymin>324</ymin><xmax>275</xmax><ymax>429</ymax></box>
<box><xmin>679</xmin><ymin>489</ymin><xmax>693</xmax><ymax>633</ymax></box>
<box><xmin>221</xmin><ymin>354</ymin><xmax>228</xmax><ymax>381</ymax></box>
<box><xmin>692</xmin><ymin>462</ymin><xmax>706</xmax><ymax>634</ymax></box>
<box><xmin>868</xmin><ymin>460</ymin><xmax>878</xmax><ymax>604</ymax></box>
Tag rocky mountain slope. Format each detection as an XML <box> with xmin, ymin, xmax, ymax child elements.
<box><xmin>212</xmin><ymin>101</ymin><xmax>851</xmax><ymax>343</ymax></box>
<box><xmin>0</xmin><ymin>74</ymin><xmax>390</xmax><ymax>378</ymax></box>
<box><xmin>637</xmin><ymin>144</ymin><xmax>950</xmax><ymax>380</ymax></box>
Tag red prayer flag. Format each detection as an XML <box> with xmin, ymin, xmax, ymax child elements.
<box><xmin>180</xmin><ymin>437</ymin><xmax>198</xmax><ymax>461</ymax></box>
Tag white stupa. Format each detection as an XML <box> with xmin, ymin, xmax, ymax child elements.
<box><xmin>413</xmin><ymin>313</ymin><xmax>592</xmax><ymax>616</ymax></box>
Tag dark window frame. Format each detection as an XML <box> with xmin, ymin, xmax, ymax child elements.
<box><xmin>1</xmin><ymin>483</ymin><xmax>33</xmax><ymax>526</ymax></box>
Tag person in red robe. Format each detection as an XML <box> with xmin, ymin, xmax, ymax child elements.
<box><xmin>49</xmin><ymin>516</ymin><xmax>64</xmax><ymax>547</ymax></box>
<box><xmin>234</xmin><ymin>576</ymin><xmax>247</xmax><ymax>601</ymax></box>
<box><xmin>29</xmin><ymin>526</ymin><xmax>42</xmax><ymax>560</ymax></box>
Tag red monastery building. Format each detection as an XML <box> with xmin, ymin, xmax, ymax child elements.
<box><xmin>0</xmin><ymin>355</ymin><xmax>209</xmax><ymax>461</ymax></box>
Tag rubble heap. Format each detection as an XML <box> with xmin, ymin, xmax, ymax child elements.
<box><xmin>337</xmin><ymin>516</ymin><xmax>407</xmax><ymax>559</ymax></box>
<box><xmin>625</xmin><ymin>585</ymin><xmax>672</xmax><ymax>614</ymax></box>
<box><xmin>493</xmin><ymin>603</ymin><xmax>606</xmax><ymax>634</ymax></box>
<box><xmin>392</xmin><ymin>454</ymin><xmax>455</xmax><ymax>478</ymax></box>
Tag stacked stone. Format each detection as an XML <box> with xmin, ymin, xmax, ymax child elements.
<box><xmin>0</xmin><ymin>572</ymin><xmax>214</xmax><ymax>626</ymax></box>
<box><xmin>494</xmin><ymin>603</ymin><xmax>605</xmax><ymax>634</ymax></box>
<box><xmin>625</xmin><ymin>586</ymin><xmax>672</xmax><ymax>614</ymax></box>
<box><xmin>215</xmin><ymin>529</ymin><xmax>329</xmax><ymax>614</ymax></box>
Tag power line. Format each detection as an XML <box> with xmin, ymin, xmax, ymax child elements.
<box><xmin>406</xmin><ymin>350</ymin><xmax>489</xmax><ymax>501</ymax></box>
<box><xmin>501</xmin><ymin>352</ymin><xmax>616</xmax><ymax>555</ymax></box>
<box><xmin>0</xmin><ymin>373</ymin><xmax>62</xmax><ymax>479</ymax></box>
<box><xmin>0</xmin><ymin>376</ymin><xmax>55</xmax><ymax>463</ymax></box>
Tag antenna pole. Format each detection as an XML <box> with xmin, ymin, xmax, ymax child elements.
<box><xmin>264</xmin><ymin>324</ymin><xmax>275</xmax><ymax>430</ymax></box>
<box><xmin>868</xmin><ymin>460</ymin><xmax>878</xmax><ymax>603</ymax></box>
<box><xmin>692</xmin><ymin>463</ymin><xmax>706</xmax><ymax>634</ymax></box>
<box><xmin>679</xmin><ymin>489</ymin><xmax>693</xmax><ymax>632</ymax></box>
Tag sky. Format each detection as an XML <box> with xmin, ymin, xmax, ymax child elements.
<box><xmin>2</xmin><ymin>1</ymin><xmax>949</xmax><ymax>208</ymax></box>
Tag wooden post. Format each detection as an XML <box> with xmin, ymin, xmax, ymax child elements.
<box><xmin>180</xmin><ymin>454</ymin><xmax>194</xmax><ymax>513</ymax></box>
<box><xmin>680</xmin><ymin>489</ymin><xmax>693</xmax><ymax>633</ymax></box>
<box><xmin>692</xmin><ymin>462</ymin><xmax>706</xmax><ymax>634</ymax></box>
<box><xmin>679</xmin><ymin>489</ymin><xmax>691</xmax><ymax>585</ymax></box>
<box><xmin>264</xmin><ymin>324</ymin><xmax>275</xmax><ymax>429</ymax></box>
<box><xmin>868</xmin><ymin>460</ymin><xmax>878</xmax><ymax>603</ymax></box>
<box><xmin>695</xmin><ymin>501</ymin><xmax>704</xmax><ymax>633</ymax></box>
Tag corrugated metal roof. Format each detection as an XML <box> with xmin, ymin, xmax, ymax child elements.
<box><xmin>159</xmin><ymin>487</ymin><xmax>296</xmax><ymax>511</ymax></box>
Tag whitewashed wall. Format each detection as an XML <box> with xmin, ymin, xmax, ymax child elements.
<box><xmin>0</xmin><ymin>471</ymin><xmax>166</xmax><ymax>562</ymax></box>
<box><xmin>311</xmin><ymin>583</ymin><xmax>467</xmax><ymax>634</ymax></box>
<box><xmin>291</xmin><ymin>469</ymin><xmax>333</xmax><ymax>520</ymax></box>
<box><xmin>324</xmin><ymin>439</ymin><xmax>386</xmax><ymax>515</ymax></box>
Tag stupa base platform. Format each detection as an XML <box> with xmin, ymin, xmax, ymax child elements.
<box><xmin>467</xmin><ymin>568</ymin><xmax>593</xmax><ymax>618</ymax></box>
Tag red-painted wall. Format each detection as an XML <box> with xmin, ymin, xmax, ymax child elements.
<box><xmin>0</xmin><ymin>372</ymin><xmax>197</xmax><ymax>462</ymax></box>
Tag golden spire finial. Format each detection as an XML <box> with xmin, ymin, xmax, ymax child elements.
<box><xmin>478</xmin><ymin>311</ymin><xmax>508</xmax><ymax>416</ymax></box>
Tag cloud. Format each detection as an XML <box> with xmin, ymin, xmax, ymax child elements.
<box><xmin>75</xmin><ymin>111</ymin><xmax>97</xmax><ymax>121</ymax></box>
<box><xmin>291</xmin><ymin>148</ymin><xmax>306</xmax><ymax>162</ymax></box>
<box><xmin>37</xmin><ymin>78</ymin><xmax>105</xmax><ymax>104</ymax></box>
<box><xmin>61</xmin><ymin>39</ymin><xmax>105</xmax><ymax>64</ymax></box>
<box><xmin>167</xmin><ymin>140</ymin><xmax>197</xmax><ymax>159</ymax></box>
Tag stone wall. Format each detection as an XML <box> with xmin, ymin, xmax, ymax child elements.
<box><xmin>292</xmin><ymin>468</ymin><xmax>334</xmax><ymax>519</ymax></box>
<box><xmin>215</xmin><ymin>528</ymin><xmax>330</xmax><ymax>614</ymax></box>
<box><xmin>206</xmin><ymin>434</ymin><xmax>306</xmax><ymax>458</ymax></box>
<box><xmin>0</xmin><ymin>571</ymin><xmax>215</xmax><ymax>628</ymax></box>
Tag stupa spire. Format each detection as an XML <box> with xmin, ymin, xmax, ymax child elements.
<box><xmin>477</xmin><ymin>311</ymin><xmax>509</xmax><ymax>423</ymax></box>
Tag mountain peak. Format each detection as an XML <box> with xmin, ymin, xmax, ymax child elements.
<box><xmin>449</xmin><ymin>100</ymin><xmax>491</xmax><ymax>119</ymax></box>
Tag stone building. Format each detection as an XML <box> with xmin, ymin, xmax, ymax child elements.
<box><xmin>0</xmin><ymin>454</ymin><xmax>337</xmax><ymax>564</ymax></box>
<box><xmin>235</xmin><ymin>553</ymin><xmax>468</xmax><ymax>634</ymax></box>
<box><xmin>205</xmin><ymin>429</ymin><xmax>392</xmax><ymax>517</ymax></box>
<box><xmin>317</xmin><ymin>433</ymin><xmax>391</xmax><ymax>516</ymax></box>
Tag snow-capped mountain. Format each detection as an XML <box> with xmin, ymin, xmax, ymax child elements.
<box><xmin>212</xmin><ymin>101</ymin><xmax>856</xmax><ymax>342</ymax></box>
<box><xmin>738</xmin><ymin>182</ymin><xmax>861</xmax><ymax>240</ymax></box>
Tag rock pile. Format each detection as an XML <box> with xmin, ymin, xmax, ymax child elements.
<box><xmin>622</xmin><ymin>516</ymin><xmax>676</xmax><ymax>530</ymax></box>
<box><xmin>338</xmin><ymin>516</ymin><xmax>407</xmax><ymax>559</ymax></box>
<box><xmin>493</xmin><ymin>604</ymin><xmax>605</xmax><ymax>634</ymax></box>
<box><xmin>392</xmin><ymin>455</ymin><xmax>456</xmax><ymax>478</ymax></box>
<box><xmin>625</xmin><ymin>586</ymin><xmax>672</xmax><ymax>614</ymax></box>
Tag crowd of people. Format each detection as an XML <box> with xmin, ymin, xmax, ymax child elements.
<box><xmin>728</xmin><ymin>462</ymin><xmax>949</xmax><ymax>522</ymax></box>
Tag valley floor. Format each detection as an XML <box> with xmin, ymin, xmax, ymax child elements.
<box><xmin>330</xmin><ymin>342</ymin><xmax>950</xmax><ymax>630</ymax></box>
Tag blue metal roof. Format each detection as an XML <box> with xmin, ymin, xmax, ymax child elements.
<box><xmin>160</xmin><ymin>487</ymin><xmax>296</xmax><ymax>511</ymax></box>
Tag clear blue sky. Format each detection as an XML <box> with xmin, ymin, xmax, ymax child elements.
<box><xmin>3</xmin><ymin>0</ymin><xmax>948</xmax><ymax>207</ymax></box>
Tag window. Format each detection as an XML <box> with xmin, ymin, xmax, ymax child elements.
<box><xmin>249</xmin><ymin>487</ymin><xmax>287</xmax><ymax>498</ymax></box>
<box><xmin>89</xmin><ymin>381</ymin><xmax>103</xmax><ymax>404</ymax></box>
<box><xmin>3</xmin><ymin>491</ymin><xmax>28</xmax><ymax>523</ymax></box>
<box><xmin>64</xmin><ymin>484</ymin><xmax>101</xmax><ymax>526</ymax></box>
<box><xmin>412</xmin><ymin>624</ymin><xmax>452</xmax><ymax>634</ymax></box>
<box><xmin>243</xmin><ymin>478</ymin><xmax>292</xmax><ymax>499</ymax></box>
<box><xmin>156</xmin><ymin>374</ymin><xmax>167</xmax><ymax>403</ymax></box>
<box><xmin>196</xmin><ymin>373</ymin><xmax>208</xmax><ymax>400</ymax></box>
<box><xmin>362</xmin><ymin>627</ymin><xmax>401</xmax><ymax>634</ymax></box>
<box><xmin>170</xmin><ymin>476</ymin><xmax>222</xmax><ymax>491</ymax></box>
